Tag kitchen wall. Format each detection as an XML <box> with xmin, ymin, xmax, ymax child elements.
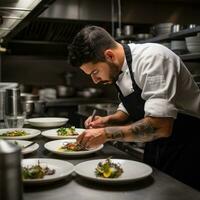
<box><xmin>41</xmin><ymin>0</ymin><xmax>200</xmax><ymax>24</ymax></box>
<box><xmin>1</xmin><ymin>0</ymin><xmax>200</xmax><ymax>97</ymax></box>
<box><xmin>1</xmin><ymin>54</ymin><xmax>118</xmax><ymax>98</ymax></box>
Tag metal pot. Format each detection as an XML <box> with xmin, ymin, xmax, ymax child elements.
<box><xmin>20</xmin><ymin>93</ymin><xmax>39</xmax><ymax>101</ymax></box>
<box><xmin>57</xmin><ymin>86</ymin><xmax>75</xmax><ymax>97</ymax></box>
<box><xmin>77</xmin><ymin>88</ymin><xmax>102</xmax><ymax>98</ymax></box>
<box><xmin>21</xmin><ymin>93</ymin><xmax>46</xmax><ymax>117</ymax></box>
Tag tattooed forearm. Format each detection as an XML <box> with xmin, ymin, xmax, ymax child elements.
<box><xmin>129</xmin><ymin>119</ymin><xmax>158</xmax><ymax>142</ymax></box>
<box><xmin>105</xmin><ymin>127</ymin><xmax>125</xmax><ymax>140</ymax></box>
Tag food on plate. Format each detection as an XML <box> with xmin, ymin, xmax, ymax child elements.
<box><xmin>95</xmin><ymin>158</ymin><xmax>123</xmax><ymax>178</ymax></box>
<box><xmin>57</xmin><ymin>126</ymin><xmax>79</xmax><ymax>136</ymax></box>
<box><xmin>22</xmin><ymin>161</ymin><xmax>55</xmax><ymax>179</ymax></box>
<box><xmin>58</xmin><ymin>142</ymin><xmax>87</xmax><ymax>152</ymax></box>
<box><xmin>0</xmin><ymin>130</ymin><xmax>28</xmax><ymax>137</ymax></box>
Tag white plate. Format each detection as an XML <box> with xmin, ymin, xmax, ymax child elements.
<box><xmin>41</xmin><ymin>128</ymin><xmax>85</xmax><ymax>139</ymax></box>
<box><xmin>44</xmin><ymin>139</ymin><xmax>104</xmax><ymax>156</ymax></box>
<box><xmin>9</xmin><ymin>140</ymin><xmax>39</xmax><ymax>155</ymax></box>
<box><xmin>0</xmin><ymin>128</ymin><xmax>41</xmax><ymax>140</ymax></box>
<box><xmin>22</xmin><ymin>158</ymin><xmax>74</xmax><ymax>184</ymax></box>
<box><xmin>27</xmin><ymin>117</ymin><xmax>69</xmax><ymax>128</ymax></box>
<box><xmin>75</xmin><ymin>159</ymin><xmax>152</xmax><ymax>184</ymax></box>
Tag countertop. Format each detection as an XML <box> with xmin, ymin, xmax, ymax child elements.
<box><xmin>22</xmin><ymin>131</ymin><xmax>200</xmax><ymax>200</ymax></box>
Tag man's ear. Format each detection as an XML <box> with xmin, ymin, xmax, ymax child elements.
<box><xmin>104</xmin><ymin>49</ymin><xmax>115</xmax><ymax>63</ymax></box>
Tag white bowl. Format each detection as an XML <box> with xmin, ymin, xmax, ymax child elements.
<box><xmin>27</xmin><ymin>117</ymin><xmax>69</xmax><ymax>128</ymax></box>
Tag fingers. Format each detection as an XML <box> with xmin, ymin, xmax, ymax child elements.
<box><xmin>76</xmin><ymin>128</ymin><xmax>106</xmax><ymax>149</ymax></box>
<box><xmin>85</xmin><ymin>115</ymin><xmax>105</xmax><ymax>129</ymax></box>
<box><xmin>76</xmin><ymin>131</ymin><xmax>85</xmax><ymax>144</ymax></box>
<box><xmin>84</xmin><ymin>116</ymin><xmax>92</xmax><ymax>128</ymax></box>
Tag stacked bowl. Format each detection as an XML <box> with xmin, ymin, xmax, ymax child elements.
<box><xmin>185</xmin><ymin>33</ymin><xmax>200</xmax><ymax>53</ymax></box>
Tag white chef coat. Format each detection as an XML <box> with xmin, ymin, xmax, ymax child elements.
<box><xmin>116</xmin><ymin>43</ymin><xmax>200</xmax><ymax>119</ymax></box>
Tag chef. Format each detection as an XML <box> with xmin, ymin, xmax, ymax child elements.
<box><xmin>68</xmin><ymin>26</ymin><xmax>200</xmax><ymax>190</ymax></box>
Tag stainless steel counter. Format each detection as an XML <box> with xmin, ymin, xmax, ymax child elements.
<box><xmin>22</xmin><ymin>133</ymin><xmax>200</xmax><ymax>200</ymax></box>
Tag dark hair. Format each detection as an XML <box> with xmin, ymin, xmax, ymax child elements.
<box><xmin>68</xmin><ymin>26</ymin><xmax>117</xmax><ymax>67</ymax></box>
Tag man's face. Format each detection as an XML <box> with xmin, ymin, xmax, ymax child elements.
<box><xmin>80</xmin><ymin>61</ymin><xmax>120</xmax><ymax>85</ymax></box>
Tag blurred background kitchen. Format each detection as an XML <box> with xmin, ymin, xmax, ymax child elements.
<box><xmin>0</xmin><ymin>0</ymin><xmax>200</xmax><ymax>158</ymax></box>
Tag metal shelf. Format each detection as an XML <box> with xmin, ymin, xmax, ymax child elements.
<box><xmin>116</xmin><ymin>26</ymin><xmax>200</xmax><ymax>60</ymax></box>
<box><xmin>180</xmin><ymin>53</ymin><xmax>200</xmax><ymax>61</ymax></box>
<box><xmin>140</xmin><ymin>26</ymin><xmax>200</xmax><ymax>43</ymax></box>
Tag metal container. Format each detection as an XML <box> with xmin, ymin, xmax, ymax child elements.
<box><xmin>4</xmin><ymin>87</ymin><xmax>25</xmax><ymax>128</ymax></box>
<box><xmin>0</xmin><ymin>83</ymin><xmax>18</xmax><ymax>121</ymax></box>
<box><xmin>123</xmin><ymin>25</ymin><xmax>134</xmax><ymax>36</ymax></box>
<box><xmin>5</xmin><ymin>87</ymin><xmax>23</xmax><ymax>117</ymax></box>
<box><xmin>0</xmin><ymin>140</ymin><xmax>23</xmax><ymax>200</ymax></box>
<box><xmin>20</xmin><ymin>93</ymin><xmax>46</xmax><ymax>117</ymax></box>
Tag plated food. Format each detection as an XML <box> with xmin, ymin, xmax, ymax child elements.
<box><xmin>0</xmin><ymin>130</ymin><xmax>28</xmax><ymax>137</ymax></box>
<box><xmin>95</xmin><ymin>158</ymin><xmax>123</xmax><ymax>178</ymax></box>
<box><xmin>22</xmin><ymin>158</ymin><xmax>74</xmax><ymax>184</ymax></box>
<box><xmin>75</xmin><ymin>159</ymin><xmax>153</xmax><ymax>184</ymax></box>
<box><xmin>22</xmin><ymin>160</ymin><xmax>55</xmax><ymax>179</ymax></box>
<box><xmin>10</xmin><ymin>140</ymin><xmax>39</xmax><ymax>155</ymax></box>
<box><xmin>44</xmin><ymin>139</ymin><xmax>104</xmax><ymax>156</ymax></box>
<box><xmin>41</xmin><ymin>128</ymin><xmax>85</xmax><ymax>139</ymax></box>
<box><xmin>57</xmin><ymin>141</ymin><xmax>86</xmax><ymax>152</ymax></box>
<box><xmin>0</xmin><ymin>128</ymin><xmax>41</xmax><ymax>140</ymax></box>
<box><xmin>27</xmin><ymin>117</ymin><xmax>69</xmax><ymax>128</ymax></box>
<box><xmin>57</xmin><ymin>126</ymin><xmax>78</xmax><ymax>136</ymax></box>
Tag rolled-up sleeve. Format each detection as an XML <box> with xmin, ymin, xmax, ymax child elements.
<box><xmin>117</xmin><ymin>102</ymin><xmax>129</xmax><ymax>115</ymax></box>
<box><xmin>144</xmin><ymin>98</ymin><xmax>177</xmax><ymax>118</ymax></box>
<box><xmin>137</xmin><ymin>52</ymin><xmax>180</xmax><ymax>119</ymax></box>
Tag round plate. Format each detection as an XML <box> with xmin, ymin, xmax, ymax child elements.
<box><xmin>75</xmin><ymin>159</ymin><xmax>152</xmax><ymax>184</ymax></box>
<box><xmin>9</xmin><ymin>140</ymin><xmax>39</xmax><ymax>155</ymax></box>
<box><xmin>0</xmin><ymin>128</ymin><xmax>41</xmax><ymax>140</ymax></box>
<box><xmin>44</xmin><ymin>139</ymin><xmax>104</xmax><ymax>156</ymax></box>
<box><xmin>22</xmin><ymin>158</ymin><xmax>74</xmax><ymax>184</ymax></box>
<box><xmin>41</xmin><ymin>128</ymin><xmax>85</xmax><ymax>139</ymax></box>
<box><xmin>27</xmin><ymin>117</ymin><xmax>69</xmax><ymax>128</ymax></box>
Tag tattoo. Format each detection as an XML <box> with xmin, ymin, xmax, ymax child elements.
<box><xmin>129</xmin><ymin>119</ymin><xmax>158</xmax><ymax>142</ymax></box>
<box><xmin>105</xmin><ymin>127</ymin><xmax>125</xmax><ymax>140</ymax></box>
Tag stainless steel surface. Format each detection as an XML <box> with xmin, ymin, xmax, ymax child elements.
<box><xmin>171</xmin><ymin>24</ymin><xmax>183</xmax><ymax>33</ymax></box>
<box><xmin>22</xmin><ymin>133</ymin><xmax>200</xmax><ymax>200</ymax></box>
<box><xmin>0</xmin><ymin>0</ymin><xmax>42</xmax><ymax>38</ymax></box>
<box><xmin>0</xmin><ymin>140</ymin><xmax>23</xmax><ymax>200</ymax></box>
<box><xmin>5</xmin><ymin>87</ymin><xmax>23</xmax><ymax>116</ymax></box>
<box><xmin>0</xmin><ymin>82</ymin><xmax>18</xmax><ymax>121</ymax></box>
<box><xmin>20</xmin><ymin>93</ymin><xmax>46</xmax><ymax>117</ymax></box>
<box><xmin>123</xmin><ymin>25</ymin><xmax>133</xmax><ymax>36</ymax></box>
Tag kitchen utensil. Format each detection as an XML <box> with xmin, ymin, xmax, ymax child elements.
<box><xmin>91</xmin><ymin>109</ymin><xmax>97</xmax><ymax>122</ymax></box>
<box><xmin>0</xmin><ymin>140</ymin><xmax>23</xmax><ymax>200</ymax></box>
<box><xmin>23</xmin><ymin>141</ymin><xmax>36</xmax><ymax>149</ymax></box>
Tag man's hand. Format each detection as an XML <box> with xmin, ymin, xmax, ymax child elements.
<box><xmin>76</xmin><ymin>128</ymin><xmax>106</xmax><ymax>149</ymax></box>
<box><xmin>84</xmin><ymin>116</ymin><xmax>109</xmax><ymax>128</ymax></box>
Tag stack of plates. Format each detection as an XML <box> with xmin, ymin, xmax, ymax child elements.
<box><xmin>154</xmin><ymin>23</ymin><xmax>173</xmax><ymax>35</ymax></box>
<box><xmin>185</xmin><ymin>35</ymin><xmax>200</xmax><ymax>53</ymax></box>
<box><xmin>171</xmin><ymin>40</ymin><xmax>187</xmax><ymax>54</ymax></box>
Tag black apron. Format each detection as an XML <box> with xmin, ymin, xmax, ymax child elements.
<box><xmin>115</xmin><ymin>44</ymin><xmax>200</xmax><ymax>190</ymax></box>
